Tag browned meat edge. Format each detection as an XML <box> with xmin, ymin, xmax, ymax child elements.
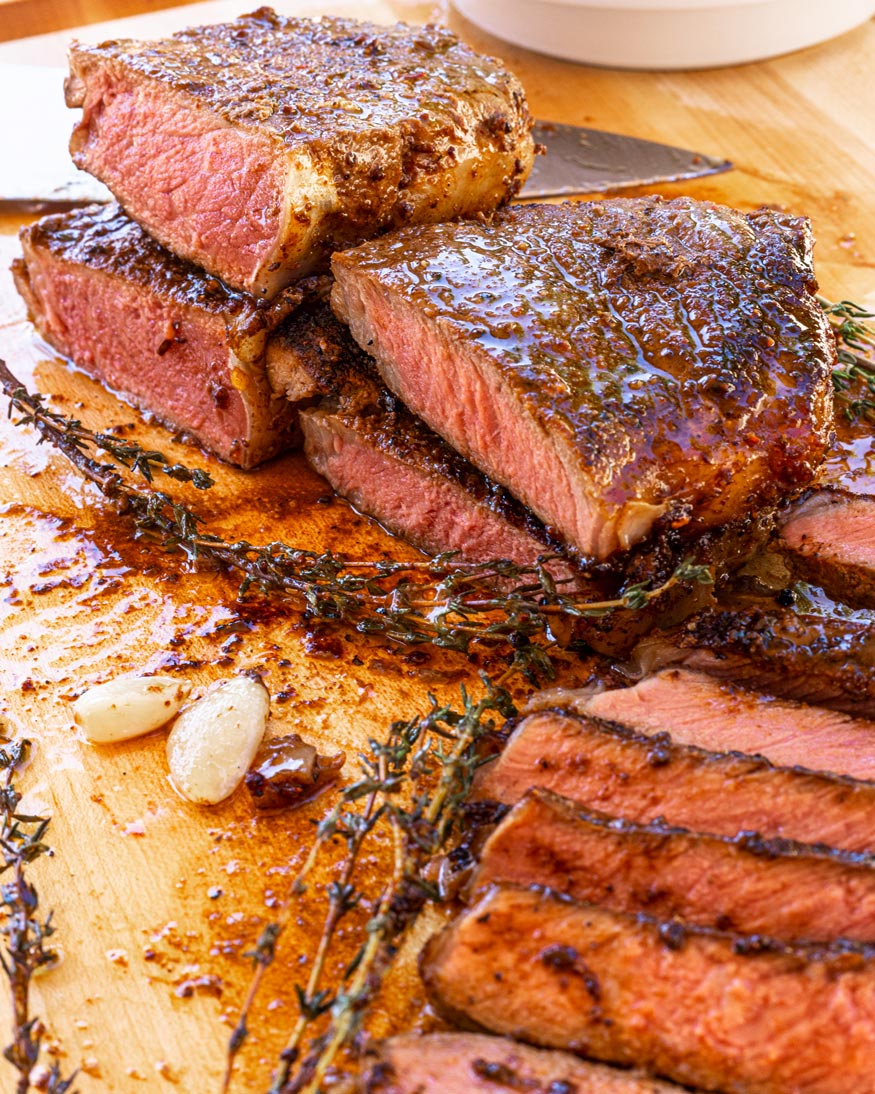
<box><xmin>357</xmin><ymin>1032</ymin><xmax>688</xmax><ymax>1093</ymax></box>
<box><xmin>471</xmin><ymin>706</ymin><xmax>875</xmax><ymax>852</ymax></box>
<box><xmin>778</xmin><ymin>488</ymin><xmax>875</xmax><ymax>608</ymax></box>
<box><xmin>637</xmin><ymin>607</ymin><xmax>875</xmax><ymax>719</ymax></box>
<box><xmin>421</xmin><ymin>884</ymin><xmax>875</xmax><ymax>1094</ymax></box>
<box><xmin>471</xmin><ymin>788</ymin><xmax>875</xmax><ymax>942</ymax></box>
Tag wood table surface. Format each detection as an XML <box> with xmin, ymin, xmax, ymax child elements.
<box><xmin>0</xmin><ymin>4</ymin><xmax>874</xmax><ymax>1092</ymax></box>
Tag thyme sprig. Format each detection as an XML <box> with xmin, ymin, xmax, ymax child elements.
<box><xmin>221</xmin><ymin>678</ymin><xmax>515</xmax><ymax>1094</ymax></box>
<box><xmin>0</xmin><ymin>362</ymin><xmax>712</xmax><ymax>663</ymax></box>
<box><xmin>3</xmin><ymin>374</ymin><xmax>214</xmax><ymax>490</ymax></box>
<box><xmin>819</xmin><ymin>297</ymin><xmax>875</xmax><ymax>423</ymax></box>
<box><xmin>0</xmin><ymin>737</ymin><xmax>77</xmax><ymax>1094</ymax></box>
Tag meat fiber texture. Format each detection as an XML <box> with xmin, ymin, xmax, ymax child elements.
<box><xmin>472</xmin><ymin>788</ymin><xmax>875</xmax><ymax>943</ymax></box>
<box><xmin>66</xmin><ymin>8</ymin><xmax>535</xmax><ymax>298</ymax></box>
<box><xmin>535</xmin><ymin>667</ymin><xmax>875</xmax><ymax>780</ymax></box>
<box><xmin>14</xmin><ymin>203</ymin><xmax>306</xmax><ymax>468</ymax></box>
<box><xmin>421</xmin><ymin>885</ymin><xmax>875</xmax><ymax>1094</ymax></box>
<box><xmin>635</xmin><ymin>608</ymin><xmax>875</xmax><ymax>719</ymax></box>
<box><xmin>471</xmin><ymin>705</ymin><xmax>875</xmax><ymax>852</ymax></box>
<box><xmin>331</xmin><ymin>197</ymin><xmax>836</xmax><ymax>561</ymax></box>
<box><xmin>356</xmin><ymin>1032</ymin><xmax>686</xmax><ymax>1093</ymax></box>
<box><xmin>779</xmin><ymin>487</ymin><xmax>875</xmax><ymax>608</ymax></box>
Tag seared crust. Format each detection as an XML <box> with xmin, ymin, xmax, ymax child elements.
<box><xmin>67</xmin><ymin>9</ymin><xmax>535</xmax><ymax>295</ymax></box>
<box><xmin>332</xmin><ymin>197</ymin><xmax>836</xmax><ymax>558</ymax></box>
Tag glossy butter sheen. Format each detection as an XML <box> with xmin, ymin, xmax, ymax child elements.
<box><xmin>333</xmin><ymin>198</ymin><xmax>837</xmax><ymax>558</ymax></box>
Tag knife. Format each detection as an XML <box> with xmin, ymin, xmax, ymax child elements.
<box><xmin>524</xmin><ymin>120</ymin><xmax>732</xmax><ymax>199</ymax></box>
<box><xmin>0</xmin><ymin>64</ymin><xmax>731</xmax><ymax>211</ymax></box>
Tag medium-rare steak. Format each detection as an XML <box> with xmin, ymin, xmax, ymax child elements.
<box><xmin>331</xmin><ymin>197</ymin><xmax>836</xmax><ymax>560</ymax></box>
<box><xmin>635</xmin><ymin>608</ymin><xmax>875</xmax><ymax>719</ymax></box>
<box><xmin>471</xmin><ymin>705</ymin><xmax>875</xmax><ymax>852</ymax></box>
<box><xmin>270</xmin><ymin>300</ymin><xmax>585</xmax><ymax>572</ymax></box>
<box><xmin>66</xmin><ymin>8</ymin><xmax>534</xmax><ymax>298</ymax></box>
<box><xmin>13</xmin><ymin>204</ymin><xmax>310</xmax><ymax>468</ymax></box>
<box><xmin>779</xmin><ymin>488</ymin><xmax>875</xmax><ymax>608</ymax></box>
<box><xmin>301</xmin><ymin>394</ymin><xmax>581</xmax><ymax>573</ymax></box>
<box><xmin>472</xmin><ymin>788</ymin><xmax>875</xmax><ymax>942</ymax></box>
<box><xmin>537</xmin><ymin>667</ymin><xmax>875</xmax><ymax>780</ymax></box>
<box><xmin>357</xmin><ymin>1032</ymin><xmax>686</xmax><ymax>1093</ymax></box>
<box><xmin>421</xmin><ymin>885</ymin><xmax>875</xmax><ymax>1094</ymax></box>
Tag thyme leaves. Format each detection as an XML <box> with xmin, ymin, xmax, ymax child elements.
<box><xmin>0</xmin><ymin>737</ymin><xmax>76</xmax><ymax>1094</ymax></box>
<box><xmin>820</xmin><ymin>296</ymin><xmax>875</xmax><ymax>423</ymax></box>
<box><xmin>0</xmin><ymin>361</ymin><xmax>711</xmax><ymax>661</ymax></box>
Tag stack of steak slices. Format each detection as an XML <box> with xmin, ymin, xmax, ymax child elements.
<box><xmin>14</xmin><ymin>7</ymin><xmax>534</xmax><ymax>468</ymax></box>
<box><xmin>414</xmin><ymin>660</ymin><xmax>875</xmax><ymax>1093</ymax></box>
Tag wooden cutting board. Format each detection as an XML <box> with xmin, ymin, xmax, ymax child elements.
<box><xmin>1</xmin><ymin>4</ymin><xmax>874</xmax><ymax>1091</ymax></box>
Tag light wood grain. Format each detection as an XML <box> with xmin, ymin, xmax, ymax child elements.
<box><xmin>0</xmin><ymin>4</ymin><xmax>874</xmax><ymax>1092</ymax></box>
<box><xmin>0</xmin><ymin>0</ymin><xmax>196</xmax><ymax>44</ymax></box>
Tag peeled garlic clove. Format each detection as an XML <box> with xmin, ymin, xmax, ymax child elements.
<box><xmin>73</xmin><ymin>676</ymin><xmax>191</xmax><ymax>744</ymax></box>
<box><xmin>166</xmin><ymin>676</ymin><xmax>269</xmax><ymax>805</ymax></box>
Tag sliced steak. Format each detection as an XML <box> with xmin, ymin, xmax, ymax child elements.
<box><xmin>538</xmin><ymin>667</ymin><xmax>875</xmax><ymax>780</ymax></box>
<box><xmin>472</xmin><ymin>788</ymin><xmax>875</xmax><ymax>942</ymax></box>
<box><xmin>331</xmin><ymin>198</ymin><xmax>835</xmax><ymax>560</ymax></box>
<box><xmin>421</xmin><ymin>885</ymin><xmax>875</xmax><ymax>1094</ymax></box>
<box><xmin>14</xmin><ymin>204</ymin><xmax>306</xmax><ymax>468</ymax></box>
<box><xmin>634</xmin><ymin>608</ymin><xmax>875</xmax><ymax>719</ymax></box>
<box><xmin>357</xmin><ymin>1032</ymin><xmax>686</xmax><ymax>1093</ymax></box>
<box><xmin>471</xmin><ymin>706</ymin><xmax>875</xmax><ymax>852</ymax></box>
<box><xmin>67</xmin><ymin>10</ymin><xmax>534</xmax><ymax>298</ymax></box>
<box><xmin>301</xmin><ymin>395</ymin><xmax>582</xmax><ymax>575</ymax></box>
<box><xmin>779</xmin><ymin>488</ymin><xmax>875</xmax><ymax>607</ymax></box>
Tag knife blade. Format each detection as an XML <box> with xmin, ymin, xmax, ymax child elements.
<box><xmin>521</xmin><ymin>121</ymin><xmax>732</xmax><ymax>199</ymax></box>
<box><xmin>0</xmin><ymin>64</ymin><xmax>731</xmax><ymax>211</ymax></box>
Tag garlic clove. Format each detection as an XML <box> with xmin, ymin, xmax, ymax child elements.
<box><xmin>166</xmin><ymin>676</ymin><xmax>269</xmax><ymax>805</ymax></box>
<box><xmin>73</xmin><ymin>676</ymin><xmax>192</xmax><ymax>744</ymax></box>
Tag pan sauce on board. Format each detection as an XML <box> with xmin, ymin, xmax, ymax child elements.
<box><xmin>1</xmin><ymin>0</ymin><xmax>875</xmax><ymax>1086</ymax></box>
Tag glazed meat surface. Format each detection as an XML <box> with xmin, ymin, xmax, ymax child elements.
<box><xmin>67</xmin><ymin>8</ymin><xmax>534</xmax><ymax>297</ymax></box>
<box><xmin>471</xmin><ymin>707</ymin><xmax>875</xmax><ymax>852</ymax></box>
<box><xmin>421</xmin><ymin>885</ymin><xmax>875</xmax><ymax>1094</ymax></box>
<box><xmin>472</xmin><ymin>789</ymin><xmax>875</xmax><ymax>942</ymax></box>
<box><xmin>357</xmin><ymin>1032</ymin><xmax>687</xmax><ymax>1093</ymax></box>
<box><xmin>635</xmin><ymin>608</ymin><xmax>875</xmax><ymax>718</ymax></box>
<box><xmin>14</xmin><ymin>204</ymin><xmax>302</xmax><ymax>467</ymax></box>
<box><xmin>332</xmin><ymin>197</ymin><xmax>836</xmax><ymax>560</ymax></box>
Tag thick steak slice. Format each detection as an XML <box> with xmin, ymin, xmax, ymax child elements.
<box><xmin>357</xmin><ymin>1032</ymin><xmax>686</xmax><ymax>1093</ymax></box>
<box><xmin>13</xmin><ymin>204</ymin><xmax>308</xmax><ymax>468</ymax></box>
<box><xmin>421</xmin><ymin>885</ymin><xmax>875</xmax><ymax>1094</ymax></box>
<box><xmin>543</xmin><ymin>667</ymin><xmax>875</xmax><ymax>780</ymax></box>
<box><xmin>300</xmin><ymin>397</ymin><xmax>580</xmax><ymax>574</ymax></box>
<box><xmin>779</xmin><ymin>489</ymin><xmax>875</xmax><ymax>608</ymax></box>
<box><xmin>66</xmin><ymin>10</ymin><xmax>534</xmax><ymax>298</ymax></box>
<box><xmin>472</xmin><ymin>788</ymin><xmax>875</xmax><ymax>942</ymax></box>
<box><xmin>471</xmin><ymin>707</ymin><xmax>875</xmax><ymax>852</ymax></box>
<box><xmin>331</xmin><ymin>198</ymin><xmax>835</xmax><ymax>560</ymax></box>
<box><xmin>635</xmin><ymin>608</ymin><xmax>875</xmax><ymax>719</ymax></box>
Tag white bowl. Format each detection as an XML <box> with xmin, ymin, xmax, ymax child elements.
<box><xmin>452</xmin><ymin>0</ymin><xmax>875</xmax><ymax>69</ymax></box>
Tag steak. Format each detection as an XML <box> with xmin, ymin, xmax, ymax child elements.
<box><xmin>634</xmin><ymin>608</ymin><xmax>875</xmax><ymax>719</ymax></box>
<box><xmin>331</xmin><ymin>198</ymin><xmax>836</xmax><ymax>560</ymax></box>
<box><xmin>301</xmin><ymin>394</ymin><xmax>581</xmax><ymax>574</ymax></box>
<box><xmin>779</xmin><ymin>488</ymin><xmax>875</xmax><ymax>608</ymax></box>
<box><xmin>66</xmin><ymin>9</ymin><xmax>534</xmax><ymax>298</ymax></box>
<box><xmin>356</xmin><ymin>1032</ymin><xmax>686</xmax><ymax>1093</ymax></box>
<box><xmin>471</xmin><ymin>788</ymin><xmax>875</xmax><ymax>942</ymax></box>
<box><xmin>471</xmin><ymin>706</ymin><xmax>875</xmax><ymax>852</ymax></box>
<box><xmin>540</xmin><ymin>667</ymin><xmax>875</xmax><ymax>780</ymax></box>
<box><xmin>421</xmin><ymin>885</ymin><xmax>875</xmax><ymax>1094</ymax></box>
<box><xmin>13</xmin><ymin>203</ymin><xmax>306</xmax><ymax>468</ymax></box>
<box><xmin>270</xmin><ymin>300</ymin><xmax>585</xmax><ymax>573</ymax></box>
